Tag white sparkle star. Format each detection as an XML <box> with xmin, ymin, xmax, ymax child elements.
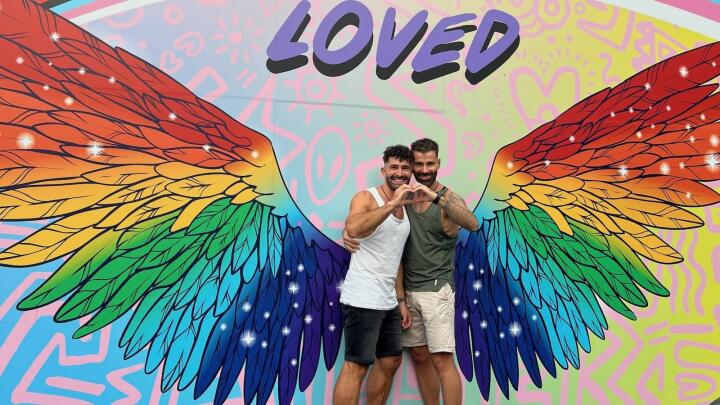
<box><xmin>87</xmin><ymin>143</ymin><xmax>103</xmax><ymax>156</ymax></box>
<box><xmin>468</xmin><ymin>263</ymin><xmax>474</xmax><ymax>271</ymax></box>
<box><xmin>513</xmin><ymin>297</ymin><xmax>520</xmax><ymax>306</ymax></box>
<box><xmin>282</xmin><ymin>326</ymin><xmax>291</xmax><ymax>336</ymax></box>
<box><xmin>680</xmin><ymin>162</ymin><xmax>686</xmax><ymax>169</ymax></box>
<box><xmin>462</xmin><ymin>311</ymin><xmax>469</xmax><ymax>320</ymax></box>
<box><xmin>261</xmin><ymin>341</ymin><xmax>268</xmax><ymax>348</ymax></box>
<box><xmin>64</xmin><ymin>96</ymin><xmax>74</xmax><ymax>106</ymax></box>
<box><xmin>660</xmin><ymin>163</ymin><xmax>670</xmax><ymax>175</ymax></box>
<box><xmin>701</xmin><ymin>114</ymin><xmax>707</xmax><ymax>121</ymax></box>
<box><xmin>240</xmin><ymin>331</ymin><xmax>256</xmax><ymax>347</ymax></box>
<box><xmin>506</xmin><ymin>161</ymin><xmax>514</xmax><ymax>169</ymax></box>
<box><xmin>304</xmin><ymin>314</ymin><xmax>313</xmax><ymax>324</ymax></box>
<box><xmin>108</xmin><ymin>76</ymin><xmax>116</xmax><ymax>84</ymax></box>
<box><xmin>474</xmin><ymin>350</ymin><xmax>480</xmax><ymax>358</ymax></box>
<box><xmin>329</xmin><ymin>324</ymin><xmax>336</xmax><ymax>332</ymax></box>
<box><xmin>610</xmin><ymin>111</ymin><xmax>616</xmax><ymax>118</ymax></box>
<box><xmin>78</xmin><ymin>67</ymin><xmax>86</xmax><ymax>75</ymax></box>
<box><xmin>690</xmin><ymin>136</ymin><xmax>696</xmax><ymax>143</ymax></box>
<box><xmin>42</xmin><ymin>84</ymin><xmax>49</xmax><ymax>91</ymax></box>
<box><xmin>644</xmin><ymin>82</ymin><xmax>651</xmax><ymax>90</ymax></box>
<box><xmin>50</xmin><ymin>32</ymin><xmax>60</xmax><ymax>41</ymax></box>
<box><xmin>293</xmin><ymin>302</ymin><xmax>299</xmax><ymax>309</ymax></box>
<box><xmin>203</xmin><ymin>144</ymin><xmax>211</xmax><ymax>152</ymax></box>
<box><xmin>686</xmin><ymin>192</ymin><xmax>692</xmax><ymax>199</ymax></box>
<box><xmin>285</xmin><ymin>270</ymin><xmax>292</xmax><ymax>277</ymax></box>
<box><xmin>15</xmin><ymin>56</ymin><xmax>24</xmax><ymax>64</ymax></box>
<box><xmin>569</xmin><ymin>136</ymin><xmax>575</xmax><ymax>142</ymax></box>
<box><xmin>17</xmin><ymin>134</ymin><xmax>33</xmax><ymax>149</ymax></box>
<box><xmin>220</xmin><ymin>323</ymin><xmax>227</xmax><ymax>331</ymax></box>
<box><xmin>499</xmin><ymin>332</ymin><xmax>505</xmax><ymax>339</ymax></box>
<box><xmin>288</xmin><ymin>282</ymin><xmax>299</xmax><ymax>294</ymax></box>
<box><xmin>666</xmin><ymin>105</ymin><xmax>672</xmax><ymax>112</ymax></box>
<box><xmin>544</xmin><ymin>160</ymin><xmax>551</xmax><ymax>166</ymax></box>
<box><xmin>707</xmin><ymin>154</ymin><xmax>719</xmax><ymax>169</ymax></box>
<box><xmin>618</xmin><ymin>166</ymin><xmax>628</xmax><ymax>177</ymax></box>
<box><xmin>473</xmin><ymin>299</ymin><xmax>478</xmax><ymax>305</ymax></box>
<box><xmin>685</xmin><ymin>124</ymin><xmax>692</xmax><ymax>130</ymax></box>
<box><xmin>479</xmin><ymin>269</ymin><xmax>485</xmax><ymax>275</ymax></box>
<box><xmin>329</xmin><ymin>302</ymin><xmax>334</xmax><ymax>307</ymax></box>
<box><xmin>679</xmin><ymin>66</ymin><xmax>688</xmax><ymax>78</ymax></box>
<box><xmin>168</xmin><ymin>112</ymin><xmax>177</xmax><ymax>120</ymax></box>
<box><xmin>628</xmin><ymin>107</ymin><xmax>634</xmax><ymax>113</ymax></box>
<box><xmin>509</xmin><ymin>322</ymin><xmax>522</xmax><ymax>337</ymax></box>
<box><xmin>531</xmin><ymin>314</ymin><xmax>538</xmax><ymax>321</ymax></box>
<box><xmin>264</xmin><ymin>311</ymin><xmax>270</xmax><ymax>319</ymax></box>
<box><xmin>497</xmin><ymin>306</ymin><xmax>503</xmax><ymax>313</ymax></box>
<box><xmin>291</xmin><ymin>359</ymin><xmax>298</xmax><ymax>367</ymax></box>
<box><xmin>473</xmin><ymin>281</ymin><xmax>482</xmax><ymax>291</ymax></box>
<box><xmin>242</xmin><ymin>302</ymin><xmax>252</xmax><ymax>312</ymax></box>
<box><xmin>713</xmin><ymin>61</ymin><xmax>718</xmax><ymax>67</ymax></box>
<box><xmin>480</xmin><ymin>320</ymin><xmax>488</xmax><ymax>329</ymax></box>
<box><xmin>336</xmin><ymin>280</ymin><xmax>344</xmax><ymax>292</ymax></box>
<box><xmin>251</xmin><ymin>150</ymin><xmax>259</xmax><ymax>159</ymax></box>
<box><xmin>298</xmin><ymin>263</ymin><xmax>305</xmax><ymax>272</ymax></box>
<box><xmin>636</xmin><ymin>131</ymin><xmax>642</xmax><ymax>139</ymax></box>
<box><xmin>48</xmin><ymin>61</ymin><xmax>53</xmax><ymax>66</ymax></box>
<box><xmin>651</xmin><ymin>124</ymin><xmax>656</xmax><ymax>129</ymax></box>
<box><xmin>711</xmin><ymin>135</ymin><xmax>719</xmax><ymax>147</ymax></box>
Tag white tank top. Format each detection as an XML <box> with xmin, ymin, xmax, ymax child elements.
<box><xmin>340</xmin><ymin>187</ymin><xmax>411</xmax><ymax>310</ymax></box>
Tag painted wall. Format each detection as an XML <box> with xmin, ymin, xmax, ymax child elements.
<box><xmin>1</xmin><ymin>0</ymin><xmax>719</xmax><ymax>404</ymax></box>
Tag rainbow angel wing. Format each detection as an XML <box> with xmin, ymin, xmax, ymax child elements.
<box><xmin>0</xmin><ymin>1</ymin><xmax>350</xmax><ymax>404</ymax></box>
<box><xmin>455</xmin><ymin>42</ymin><xmax>720</xmax><ymax>397</ymax></box>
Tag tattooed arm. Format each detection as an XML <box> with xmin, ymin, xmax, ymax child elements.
<box><xmin>437</xmin><ymin>188</ymin><xmax>479</xmax><ymax>231</ymax></box>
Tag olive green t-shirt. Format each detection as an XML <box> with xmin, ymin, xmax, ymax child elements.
<box><xmin>403</xmin><ymin>197</ymin><xmax>457</xmax><ymax>292</ymax></box>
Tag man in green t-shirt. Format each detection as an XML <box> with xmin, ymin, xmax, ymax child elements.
<box><xmin>344</xmin><ymin>138</ymin><xmax>479</xmax><ymax>405</ymax></box>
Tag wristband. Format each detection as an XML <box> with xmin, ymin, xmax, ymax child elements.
<box><xmin>397</xmin><ymin>297</ymin><xmax>406</xmax><ymax>303</ymax></box>
<box><xmin>432</xmin><ymin>188</ymin><xmax>446</xmax><ymax>204</ymax></box>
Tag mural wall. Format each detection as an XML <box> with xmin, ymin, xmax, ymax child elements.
<box><xmin>1</xmin><ymin>0</ymin><xmax>719</xmax><ymax>404</ymax></box>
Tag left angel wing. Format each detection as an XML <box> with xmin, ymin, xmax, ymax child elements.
<box><xmin>0</xmin><ymin>1</ymin><xmax>349</xmax><ymax>404</ymax></box>
<box><xmin>455</xmin><ymin>42</ymin><xmax>720</xmax><ymax>398</ymax></box>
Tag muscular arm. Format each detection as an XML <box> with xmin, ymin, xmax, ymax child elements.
<box><xmin>395</xmin><ymin>262</ymin><xmax>406</xmax><ymax>300</ymax></box>
<box><xmin>438</xmin><ymin>189</ymin><xmax>480</xmax><ymax>232</ymax></box>
<box><xmin>344</xmin><ymin>191</ymin><xmax>395</xmax><ymax>239</ymax></box>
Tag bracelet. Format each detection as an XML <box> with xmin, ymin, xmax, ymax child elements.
<box><xmin>397</xmin><ymin>297</ymin><xmax>406</xmax><ymax>303</ymax></box>
<box><xmin>432</xmin><ymin>188</ymin><xmax>446</xmax><ymax>205</ymax></box>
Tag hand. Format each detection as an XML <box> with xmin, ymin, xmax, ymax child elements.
<box><xmin>389</xmin><ymin>184</ymin><xmax>414</xmax><ymax>208</ymax></box>
<box><xmin>342</xmin><ymin>229</ymin><xmax>360</xmax><ymax>253</ymax></box>
<box><xmin>411</xmin><ymin>183</ymin><xmax>437</xmax><ymax>203</ymax></box>
<box><xmin>399</xmin><ymin>302</ymin><xmax>412</xmax><ymax>329</ymax></box>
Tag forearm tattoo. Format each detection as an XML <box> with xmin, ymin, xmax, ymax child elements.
<box><xmin>439</xmin><ymin>190</ymin><xmax>479</xmax><ymax>231</ymax></box>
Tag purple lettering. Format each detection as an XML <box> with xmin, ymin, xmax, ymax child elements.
<box><xmin>312</xmin><ymin>0</ymin><xmax>373</xmax><ymax>76</ymax></box>
<box><xmin>267</xmin><ymin>1</ymin><xmax>310</xmax><ymax>63</ymax></box>
<box><xmin>376</xmin><ymin>8</ymin><xmax>428</xmax><ymax>71</ymax></box>
<box><xmin>411</xmin><ymin>13</ymin><xmax>476</xmax><ymax>73</ymax></box>
<box><xmin>465</xmin><ymin>9</ymin><xmax>520</xmax><ymax>84</ymax></box>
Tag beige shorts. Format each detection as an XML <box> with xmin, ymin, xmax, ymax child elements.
<box><xmin>402</xmin><ymin>283</ymin><xmax>455</xmax><ymax>353</ymax></box>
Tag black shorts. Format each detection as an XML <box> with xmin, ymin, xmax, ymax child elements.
<box><xmin>342</xmin><ymin>304</ymin><xmax>403</xmax><ymax>365</ymax></box>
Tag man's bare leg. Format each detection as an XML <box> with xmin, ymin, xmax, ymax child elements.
<box><xmin>333</xmin><ymin>361</ymin><xmax>369</xmax><ymax>405</ymax></box>
<box><xmin>366</xmin><ymin>355</ymin><xmax>402</xmax><ymax>405</ymax></box>
<box><xmin>430</xmin><ymin>352</ymin><xmax>462</xmax><ymax>405</ymax></box>
<box><xmin>410</xmin><ymin>346</ymin><xmax>440</xmax><ymax>405</ymax></box>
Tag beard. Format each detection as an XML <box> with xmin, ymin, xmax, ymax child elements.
<box><xmin>414</xmin><ymin>171</ymin><xmax>437</xmax><ymax>187</ymax></box>
<box><xmin>385</xmin><ymin>175</ymin><xmax>410</xmax><ymax>190</ymax></box>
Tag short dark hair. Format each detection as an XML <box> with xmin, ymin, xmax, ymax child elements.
<box><xmin>383</xmin><ymin>144</ymin><xmax>413</xmax><ymax>163</ymax></box>
<box><xmin>410</xmin><ymin>138</ymin><xmax>439</xmax><ymax>155</ymax></box>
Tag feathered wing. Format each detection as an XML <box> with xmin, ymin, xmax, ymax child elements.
<box><xmin>455</xmin><ymin>42</ymin><xmax>720</xmax><ymax>398</ymax></box>
<box><xmin>0</xmin><ymin>1</ymin><xmax>350</xmax><ymax>404</ymax></box>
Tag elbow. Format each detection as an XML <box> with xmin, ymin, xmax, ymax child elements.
<box><xmin>345</xmin><ymin>224</ymin><xmax>360</xmax><ymax>239</ymax></box>
<box><xmin>466</xmin><ymin>217</ymin><xmax>480</xmax><ymax>232</ymax></box>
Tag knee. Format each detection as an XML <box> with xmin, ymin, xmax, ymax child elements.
<box><xmin>381</xmin><ymin>355</ymin><xmax>402</xmax><ymax>372</ymax></box>
<box><xmin>410</xmin><ymin>347</ymin><xmax>431</xmax><ymax>364</ymax></box>
<box><xmin>343</xmin><ymin>361</ymin><xmax>369</xmax><ymax>379</ymax></box>
<box><xmin>430</xmin><ymin>353</ymin><xmax>455</xmax><ymax>373</ymax></box>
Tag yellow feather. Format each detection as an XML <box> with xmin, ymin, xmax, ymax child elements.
<box><xmin>0</xmin><ymin>184</ymin><xmax>120</xmax><ymax>220</ymax></box>
<box><xmin>171</xmin><ymin>195</ymin><xmax>225</xmax><ymax>232</ymax></box>
<box><xmin>583</xmin><ymin>181</ymin><xmax>630</xmax><ymax>199</ymax></box>
<box><xmin>611</xmin><ymin>198</ymin><xmax>703</xmax><ymax>229</ymax></box>
<box><xmin>97</xmin><ymin>192</ymin><xmax>170</xmax><ymax>228</ymax></box>
<box><xmin>83</xmin><ymin>165</ymin><xmax>157</xmax><ymax>185</ymax></box>
<box><xmin>231</xmin><ymin>187</ymin><xmax>260</xmax><ymax>205</ymax></box>
<box><xmin>166</xmin><ymin>174</ymin><xmax>239</xmax><ymax>198</ymax></box>
<box><xmin>515</xmin><ymin>190</ymin><xmax>534</xmax><ymax>204</ymax></box>
<box><xmin>614</xmin><ymin>218</ymin><xmax>683</xmax><ymax>263</ymax></box>
<box><xmin>226</xmin><ymin>182</ymin><xmax>250</xmax><ymax>196</ymax></box>
<box><xmin>534</xmin><ymin>203</ymin><xmax>573</xmax><ymax>235</ymax></box>
<box><xmin>103</xmin><ymin>177</ymin><xmax>170</xmax><ymax>205</ymax></box>
<box><xmin>524</xmin><ymin>184</ymin><xmax>576</xmax><ymax>207</ymax></box>
<box><xmin>0</xmin><ymin>208</ymin><xmax>112</xmax><ymax>266</ymax></box>
<box><xmin>507</xmin><ymin>196</ymin><xmax>529</xmax><ymax>211</ymax></box>
<box><xmin>574</xmin><ymin>190</ymin><xmax>622</xmax><ymax>215</ymax></box>
<box><xmin>117</xmin><ymin>195</ymin><xmax>189</xmax><ymax>229</ymax></box>
<box><xmin>560</xmin><ymin>205</ymin><xmax>610</xmax><ymax>235</ymax></box>
<box><xmin>535</xmin><ymin>177</ymin><xmax>585</xmax><ymax>192</ymax></box>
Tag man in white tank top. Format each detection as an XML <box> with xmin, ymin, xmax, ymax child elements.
<box><xmin>333</xmin><ymin>145</ymin><xmax>414</xmax><ymax>405</ymax></box>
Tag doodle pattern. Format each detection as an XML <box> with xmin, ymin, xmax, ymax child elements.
<box><xmin>0</xmin><ymin>1</ymin><xmax>719</xmax><ymax>404</ymax></box>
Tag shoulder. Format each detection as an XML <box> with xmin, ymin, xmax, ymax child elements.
<box><xmin>350</xmin><ymin>189</ymin><xmax>377</xmax><ymax>209</ymax></box>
